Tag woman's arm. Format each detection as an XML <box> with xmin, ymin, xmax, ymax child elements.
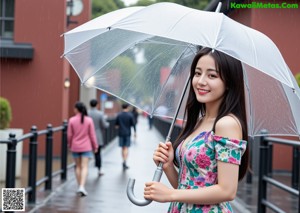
<box><xmin>145</xmin><ymin>162</ymin><xmax>238</xmax><ymax>204</ymax></box>
<box><xmin>153</xmin><ymin>142</ymin><xmax>179</xmax><ymax>189</ymax></box>
<box><xmin>67</xmin><ymin>120</ymin><xmax>73</xmax><ymax>148</ymax></box>
<box><xmin>89</xmin><ymin>119</ymin><xmax>98</xmax><ymax>152</ymax></box>
<box><xmin>145</xmin><ymin>115</ymin><xmax>243</xmax><ymax>204</ymax></box>
<box><xmin>168</xmin><ymin>162</ymin><xmax>239</xmax><ymax>204</ymax></box>
<box><xmin>163</xmin><ymin>163</ymin><xmax>179</xmax><ymax>189</ymax></box>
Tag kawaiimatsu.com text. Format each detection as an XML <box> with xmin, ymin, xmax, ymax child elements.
<box><xmin>230</xmin><ymin>2</ymin><xmax>299</xmax><ymax>9</ymax></box>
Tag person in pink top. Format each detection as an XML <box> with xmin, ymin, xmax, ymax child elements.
<box><xmin>68</xmin><ymin>101</ymin><xmax>98</xmax><ymax>196</ymax></box>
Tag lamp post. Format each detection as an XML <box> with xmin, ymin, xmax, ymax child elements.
<box><xmin>66</xmin><ymin>0</ymin><xmax>83</xmax><ymax>27</ymax></box>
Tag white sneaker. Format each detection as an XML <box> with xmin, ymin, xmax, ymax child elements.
<box><xmin>77</xmin><ymin>186</ymin><xmax>88</xmax><ymax>196</ymax></box>
<box><xmin>98</xmin><ymin>171</ymin><xmax>104</xmax><ymax>176</ymax></box>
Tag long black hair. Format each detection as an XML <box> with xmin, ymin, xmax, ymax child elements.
<box><xmin>75</xmin><ymin>102</ymin><xmax>88</xmax><ymax>124</ymax></box>
<box><xmin>173</xmin><ymin>48</ymin><xmax>249</xmax><ymax>181</ymax></box>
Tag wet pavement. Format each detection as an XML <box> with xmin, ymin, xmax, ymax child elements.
<box><xmin>25</xmin><ymin>117</ymin><xmax>171</xmax><ymax>213</ymax></box>
<box><xmin>236</xmin><ymin>173</ymin><xmax>298</xmax><ymax>213</ymax></box>
<box><xmin>12</xmin><ymin>117</ymin><xmax>298</xmax><ymax>212</ymax></box>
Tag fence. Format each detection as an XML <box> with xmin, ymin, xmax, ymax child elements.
<box><xmin>257</xmin><ymin>130</ymin><xmax>300</xmax><ymax>213</ymax></box>
<box><xmin>0</xmin><ymin>118</ymin><xmax>118</xmax><ymax>212</ymax></box>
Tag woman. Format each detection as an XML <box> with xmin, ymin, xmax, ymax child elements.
<box><xmin>144</xmin><ymin>48</ymin><xmax>249</xmax><ymax>212</ymax></box>
<box><xmin>68</xmin><ymin>102</ymin><xmax>98</xmax><ymax>196</ymax></box>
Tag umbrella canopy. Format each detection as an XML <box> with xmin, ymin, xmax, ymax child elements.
<box><xmin>63</xmin><ymin>2</ymin><xmax>300</xmax><ymax>137</ymax></box>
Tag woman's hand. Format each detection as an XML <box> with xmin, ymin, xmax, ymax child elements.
<box><xmin>153</xmin><ymin>142</ymin><xmax>174</xmax><ymax>170</ymax></box>
<box><xmin>144</xmin><ymin>181</ymin><xmax>173</xmax><ymax>202</ymax></box>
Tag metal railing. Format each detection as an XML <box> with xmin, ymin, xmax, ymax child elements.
<box><xmin>153</xmin><ymin>117</ymin><xmax>182</xmax><ymax>142</ymax></box>
<box><xmin>258</xmin><ymin>130</ymin><xmax>300</xmax><ymax>213</ymax></box>
<box><xmin>0</xmin><ymin>118</ymin><xmax>118</xmax><ymax>212</ymax></box>
<box><xmin>0</xmin><ymin>121</ymin><xmax>69</xmax><ymax>205</ymax></box>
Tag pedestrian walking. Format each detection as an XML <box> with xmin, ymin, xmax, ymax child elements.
<box><xmin>115</xmin><ymin>103</ymin><xmax>136</xmax><ymax>170</ymax></box>
<box><xmin>131</xmin><ymin>107</ymin><xmax>139</xmax><ymax>125</ymax></box>
<box><xmin>147</xmin><ymin>115</ymin><xmax>153</xmax><ymax>130</ymax></box>
<box><xmin>67</xmin><ymin>101</ymin><xmax>98</xmax><ymax>196</ymax></box>
<box><xmin>144</xmin><ymin>48</ymin><xmax>249</xmax><ymax>212</ymax></box>
<box><xmin>88</xmin><ymin>99</ymin><xmax>109</xmax><ymax>176</ymax></box>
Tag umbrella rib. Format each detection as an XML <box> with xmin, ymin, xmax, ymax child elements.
<box><xmin>152</xmin><ymin>44</ymin><xmax>196</xmax><ymax>117</ymax></box>
<box><xmin>243</xmin><ymin>27</ymin><xmax>258</xmax><ymax>68</ymax></box>
<box><xmin>142</xmin><ymin>39</ymin><xmax>188</xmax><ymax>47</ymax></box>
<box><xmin>62</xmin><ymin>29</ymin><xmax>105</xmax><ymax>57</ymax></box>
<box><xmin>118</xmin><ymin>42</ymin><xmax>178</xmax><ymax>115</ymax></box>
<box><xmin>82</xmin><ymin>33</ymin><xmax>152</xmax><ymax>84</ymax></box>
<box><xmin>166</xmin><ymin>10</ymin><xmax>197</xmax><ymax>34</ymax></box>
<box><xmin>242</xmin><ymin>64</ymin><xmax>254</xmax><ymax>136</ymax></box>
<box><xmin>277</xmin><ymin>82</ymin><xmax>299</xmax><ymax>136</ymax></box>
<box><xmin>212</xmin><ymin>13</ymin><xmax>224</xmax><ymax>49</ymax></box>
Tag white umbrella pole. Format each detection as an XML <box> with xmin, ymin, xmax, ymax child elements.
<box><xmin>127</xmin><ymin>2</ymin><xmax>222</xmax><ymax>206</ymax></box>
<box><xmin>127</xmin><ymin>75</ymin><xmax>190</xmax><ymax>206</ymax></box>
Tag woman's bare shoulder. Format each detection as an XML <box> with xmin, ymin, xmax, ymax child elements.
<box><xmin>215</xmin><ymin>115</ymin><xmax>242</xmax><ymax>139</ymax></box>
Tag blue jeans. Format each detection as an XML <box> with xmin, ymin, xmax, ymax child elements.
<box><xmin>72</xmin><ymin>151</ymin><xmax>93</xmax><ymax>159</ymax></box>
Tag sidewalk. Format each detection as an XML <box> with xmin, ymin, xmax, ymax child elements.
<box><xmin>23</xmin><ymin>117</ymin><xmax>297</xmax><ymax>212</ymax></box>
<box><xmin>26</xmin><ymin>117</ymin><xmax>170</xmax><ymax>213</ymax></box>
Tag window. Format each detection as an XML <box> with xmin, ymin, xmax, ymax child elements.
<box><xmin>0</xmin><ymin>0</ymin><xmax>33</xmax><ymax>59</ymax></box>
<box><xmin>0</xmin><ymin>0</ymin><xmax>14</xmax><ymax>40</ymax></box>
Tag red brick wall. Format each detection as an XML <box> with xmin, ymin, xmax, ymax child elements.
<box><xmin>0</xmin><ymin>0</ymin><xmax>91</xmax><ymax>156</ymax></box>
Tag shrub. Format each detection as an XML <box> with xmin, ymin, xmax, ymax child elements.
<box><xmin>0</xmin><ymin>97</ymin><xmax>12</xmax><ymax>129</ymax></box>
<box><xmin>295</xmin><ymin>73</ymin><xmax>300</xmax><ymax>88</ymax></box>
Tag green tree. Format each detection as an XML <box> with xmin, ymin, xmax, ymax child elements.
<box><xmin>92</xmin><ymin>0</ymin><xmax>125</xmax><ymax>19</ymax></box>
<box><xmin>295</xmin><ymin>73</ymin><xmax>300</xmax><ymax>87</ymax></box>
<box><xmin>133</xmin><ymin>0</ymin><xmax>155</xmax><ymax>6</ymax></box>
<box><xmin>133</xmin><ymin>0</ymin><xmax>210</xmax><ymax>9</ymax></box>
<box><xmin>157</xmin><ymin>0</ymin><xmax>210</xmax><ymax>10</ymax></box>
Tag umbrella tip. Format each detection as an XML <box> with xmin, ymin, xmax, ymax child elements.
<box><xmin>215</xmin><ymin>2</ymin><xmax>222</xmax><ymax>13</ymax></box>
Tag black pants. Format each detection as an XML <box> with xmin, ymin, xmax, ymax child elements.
<box><xmin>94</xmin><ymin>146</ymin><xmax>102</xmax><ymax>169</ymax></box>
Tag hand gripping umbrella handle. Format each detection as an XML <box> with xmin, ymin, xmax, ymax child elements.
<box><xmin>126</xmin><ymin>73</ymin><xmax>191</xmax><ymax>206</ymax></box>
<box><xmin>127</xmin><ymin>163</ymin><xmax>163</xmax><ymax>206</ymax></box>
<box><xmin>126</xmin><ymin>3</ymin><xmax>223</xmax><ymax>206</ymax></box>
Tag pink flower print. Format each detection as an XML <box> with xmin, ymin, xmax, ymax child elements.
<box><xmin>196</xmin><ymin>154</ymin><xmax>211</xmax><ymax>169</ymax></box>
<box><xmin>194</xmin><ymin>176</ymin><xmax>205</xmax><ymax>187</ymax></box>
<box><xmin>202</xmin><ymin>205</ymin><xmax>211</xmax><ymax>213</ymax></box>
<box><xmin>231</xmin><ymin>139</ymin><xmax>240</xmax><ymax>144</ymax></box>
<box><xmin>199</xmin><ymin>146</ymin><xmax>208</xmax><ymax>154</ymax></box>
<box><xmin>186</xmin><ymin>147</ymin><xmax>196</xmax><ymax>162</ymax></box>
<box><xmin>205</xmin><ymin>171</ymin><xmax>217</xmax><ymax>184</ymax></box>
<box><xmin>228</xmin><ymin>157</ymin><xmax>239</xmax><ymax>164</ymax></box>
<box><xmin>213</xmin><ymin>135</ymin><xmax>223</xmax><ymax>141</ymax></box>
<box><xmin>171</xmin><ymin>206</ymin><xmax>180</xmax><ymax>213</ymax></box>
<box><xmin>181</xmin><ymin>166</ymin><xmax>187</xmax><ymax>182</ymax></box>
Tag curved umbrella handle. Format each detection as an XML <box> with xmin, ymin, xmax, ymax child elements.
<box><xmin>127</xmin><ymin>163</ymin><xmax>163</xmax><ymax>206</ymax></box>
<box><xmin>127</xmin><ymin>74</ymin><xmax>191</xmax><ymax>206</ymax></box>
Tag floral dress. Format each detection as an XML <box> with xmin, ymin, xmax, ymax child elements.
<box><xmin>168</xmin><ymin>131</ymin><xmax>247</xmax><ymax>213</ymax></box>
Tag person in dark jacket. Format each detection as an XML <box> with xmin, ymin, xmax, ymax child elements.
<box><xmin>88</xmin><ymin>99</ymin><xmax>109</xmax><ymax>176</ymax></box>
<box><xmin>131</xmin><ymin>107</ymin><xmax>139</xmax><ymax>125</ymax></box>
<box><xmin>115</xmin><ymin>103</ymin><xmax>136</xmax><ymax>169</ymax></box>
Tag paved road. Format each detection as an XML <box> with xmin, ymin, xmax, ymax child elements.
<box><xmin>24</xmin><ymin>117</ymin><xmax>298</xmax><ymax>213</ymax></box>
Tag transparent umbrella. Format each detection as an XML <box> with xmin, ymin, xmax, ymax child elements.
<box><xmin>63</xmin><ymin>2</ymin><xmax>300</xmax><ymax>206</ymax></box>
